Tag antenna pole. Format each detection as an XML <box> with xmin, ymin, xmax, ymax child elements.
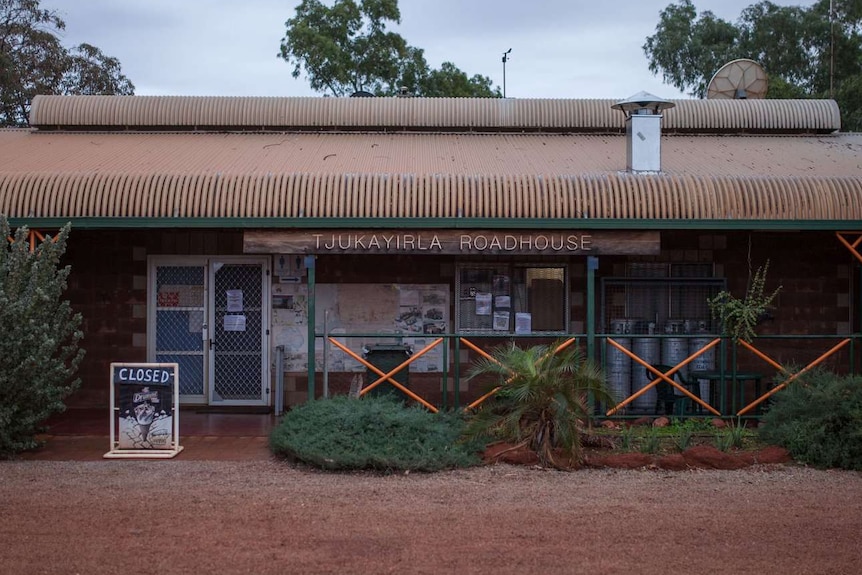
<box><xmin>830</xmin><ymin>0</ymin><xmax>835</xmax><ymax>98</ymax></box>
<box><xmin>502</xmin><ymin>49</ymin><xmax>511</xmax><ymax>98</ymax></box>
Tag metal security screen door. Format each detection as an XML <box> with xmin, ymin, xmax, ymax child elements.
<box><xmin>149</xmin><ymin>257</ymin><xmax>269</xmax><ymax>406</ymax></box>
<box><xmin>151</xmin><ymin>260</ymin><xmax>207</xmax><ymax>403</ymax></box>
<box><xmin>209</xmin><ymin>259</ymin><xmax>270</xmax><ymax>406</ymax></box>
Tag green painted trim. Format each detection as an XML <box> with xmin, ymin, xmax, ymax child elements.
<box><xmin>586</xmin><ymin>256</ymin><xmax>598</xmax><ymax>363</ymax></box>
<box><xmin>306</xmin><ymin>255</ymin><xmax>316</xmax><ymax>402</ymax></box>
<box><xmin>7</xmin><ymin>216</ymin><xmax>862</xmax><ymax>232</ymax></box>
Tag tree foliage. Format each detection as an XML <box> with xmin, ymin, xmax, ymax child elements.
<box><xmin>0</xmin><ymin>217</ymin><xmax>84</xmax><ymax>457</ymax></box>
<box><xmin>644</xmin><ymin>0</ymin><xmax>862</xmax><ymax>130</ymax></box>
<box><xmin>0</xmin><ymin>0</ymin><xmax>134</xmax><ymax>126</ymax></box>
<box><xmin>279</xmin><ymin>0</ymin><xmax>499</xmax><ymax>97</ymax></box>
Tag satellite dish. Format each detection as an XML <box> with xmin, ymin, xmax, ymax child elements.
<box><xmin>706</xmin><ymin>59</ymin><xmax>768</xmax><ymax>100</ymax></box>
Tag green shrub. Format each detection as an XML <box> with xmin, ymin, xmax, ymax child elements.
<box><xmin>269</xmin><ymin>395</ymin><xmax>482</xmax><ymax>472</ymax></box>
<box><xmin>759</xmin><ymin>370</ymin><xmax>862</xmax><ymax>470</ymax></box>
<box><xmin>1</xmin><ymin>219</ymin><xmax>84</xmax><ymax>458</ymax></box>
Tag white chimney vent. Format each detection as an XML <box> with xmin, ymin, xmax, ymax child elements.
<box><xmin>612</xmin><ymin>91</ymin><xmax>675</xmax><ymax>173</ymax></box>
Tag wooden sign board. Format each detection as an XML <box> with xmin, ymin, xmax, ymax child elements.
<box><xmin>104</xmin><ymin>362</ymin><xmax>183</xmax><ymax>459</ymax></box>
<box><xmin>245</xmin><ymin>229</ymin><xmax>660</xmax><ymax>256</ymax></box>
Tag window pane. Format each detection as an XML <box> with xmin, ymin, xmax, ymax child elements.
<box><xmin>526</xmin><ymin>267</ymin><xmax>565</xmax><ymax>331</ymax></box>
<box><xmin>457</xmin><ymin>266</ymin><xmax>506</xmax><ymax>331</ymax></box>
<box><xmin>457</xmin><ymin>264</ymin><xmax>567</xmax><ymax>333</ymax></box>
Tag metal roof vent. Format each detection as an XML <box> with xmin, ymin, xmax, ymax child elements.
<box><xmin>612</xmin><ymin>91</ymin><xmax>675</xmax><ymax>173</ymax></box>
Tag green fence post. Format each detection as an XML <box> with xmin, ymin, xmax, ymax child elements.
<box><xmin>305</xmin><ymin>255</ymin><xmax>316</xmax><ymax>402</ymax></box>
<box><xmin>454</xmin><ymin>336</ymin><xmax>461</xmax><ymax>410</ymax></box>
<box><xmin>442</xmin><ymin>335</ymin><xmax>449</xmax><ymax>409</ymax></box>
<box><xmin>586</xmin><ymin>256</ymin><xmax>598</xmax><ymax>363</ymax></box>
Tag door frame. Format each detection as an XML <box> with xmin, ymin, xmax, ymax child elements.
<box><xmin>207</xmin><ymin>256</ymin><xmax>271</xmax><ymax>407</ymax></box>
<box><xmin>147</xmin><ymin>255</ymin><xmax>270</xmax><ymax>406</ymax></box>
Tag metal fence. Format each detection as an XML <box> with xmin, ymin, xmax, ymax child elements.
<box><xmin>301</xmin><ymin>331</ymin><xmax>861</xmax><ymax>418</ymax></box>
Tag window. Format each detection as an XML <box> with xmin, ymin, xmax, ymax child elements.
<box><xmin>456</xmin><ymin>264</ymin><xmax>568</xmax><ymax>334</ymax></box>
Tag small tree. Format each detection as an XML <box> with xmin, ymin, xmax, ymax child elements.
<box><xmin>463</xmin><ymin>340</ymin><xmax>614</xmax><ymax>470</ymax></box>
<box><xmin>707</xmin><ymin>260</ymin><xmax>781</xmax><ymax>343</ymax></box>
<box><xmin>0</xmin><ymin>217</ymin><xmax>84</xmax><ymax>457</ymax></box>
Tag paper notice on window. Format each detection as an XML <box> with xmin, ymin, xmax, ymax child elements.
<box><xmin>493</xmin><ymin>311</ymin><xmax>510</xmax><ymax>331</ymax></box>
<box><xmin>495</xmin><ymin>295</ymin><xmax>511</xmax><ymax>309</ymax></box>
<box><xmin>515</xmin><ymin>313</ymin><xmax>532</xmax><ymax>334</ymax></box>
<box><xmin>475</xmin><ymin>293</ymin><xmax>492</xmax><ymax>316</ymax></box>
<box><xmin>224</xmin><ymin>314</ymin><xmax>246</xmax><ymax>332</ymax></box>
<box><xmin>226</xmin><ymin>290</ymin><xmax>243</xmax><ymax>312</ymax></box>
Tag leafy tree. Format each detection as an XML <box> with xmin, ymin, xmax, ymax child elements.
<box><xmin>643</xmin><ymin>0</ymin><xmax>862</xmax><ymax>130</ymax></box>
<box><xmin>463</xmin><ymin>340</ymin><xmax>614</xmax><ymax>470</ymax></box>
<box><xmin>0</xmin><ymin>0</ymin><xmax>134</xmax><ymax>126</ymax></box>
<box><xmin>0</xmin><ymin>217</ymin><xmax>84</xmax><ymax>457</ymax></box>
<box><xmin>419</xmin><ymin>61</ymin><xmax>500</xmax><ymax>97</ymax></box>
<box><xmin>279</xmin><ymin>0</ymin><xmax>499</xmax><ymax>97</ymax></box>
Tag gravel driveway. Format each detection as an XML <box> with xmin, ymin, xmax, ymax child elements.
<box><xmin>2</xmin><ymin>460</ymin><xmax>861</xmax><ymax>575</ymax></box>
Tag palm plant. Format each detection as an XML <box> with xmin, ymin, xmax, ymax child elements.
<box><xmin>463</xmin><ymin>339</ymin><xmax>614</xmax><ymax>470</ymax></box>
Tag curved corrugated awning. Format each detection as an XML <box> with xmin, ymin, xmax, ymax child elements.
<box><xmin>29</xmin><ymin>95</ymin><xmax>841</xmax><ymax>134</ymax></box>
<box><xmin>2</xmin><ymin>171</ymin><xmax>860</xmax><ymax>223</ymax></box>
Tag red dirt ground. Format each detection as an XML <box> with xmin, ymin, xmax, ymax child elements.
<box><xmin>3</xmin><ymin>443</ymin><xmax>862</xmax><ymax>575</ymax></box>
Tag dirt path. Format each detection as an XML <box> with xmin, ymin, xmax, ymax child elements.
<box><xmin>2</xmin><ymin>460</ymin><xmax>861</xmax><ymax>575</ymax></box>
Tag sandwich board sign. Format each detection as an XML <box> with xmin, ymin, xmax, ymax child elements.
<box><xmin>104</xmin><ymin>362</ymin><xmax>183</xmax><ymax>459</ymax></box>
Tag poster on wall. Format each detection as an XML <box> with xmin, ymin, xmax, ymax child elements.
<box><xmin>104</xmin><ymin>363</ymin><xmax>183</xmax><ymax>459</ymax></box>
<box><xmin>271</xmin><ymin>283</ymin><xmax>449</xmax><ymax>373</ymax></box>
<box><xmin>419</xmin><ymin>287</ymin><xmax>448</xmax><ymax>338</ymax></box>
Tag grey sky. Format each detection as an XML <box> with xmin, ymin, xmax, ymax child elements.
<box><xmin>41</xmin><ymin>0</ymin><xmax>813</xmax><ymax>100</ymax></box>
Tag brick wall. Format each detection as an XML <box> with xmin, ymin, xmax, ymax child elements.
<box><xmin>58</xmin><ymin>229</ymin><xmax>857</xmax><ymax>408</ymax></box>
<box><xmin>63</xmin><ymin>229</ymin><xmax>243</xmax><ymax>407</ymax></box>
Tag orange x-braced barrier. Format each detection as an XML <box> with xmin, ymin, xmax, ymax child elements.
<box><xmin>6</xmin><ymin>229</ymin><xmax>57</xmax><ymax>253</ymax></box>
<box><xmin>736</xmin><ymin>338</ymin><xmax>851</xmax><ymax>416</ymax></box>
<box><xmin>462</xmin><ymin>337</ymin><xmax>578</xmax><ymax>411</ymax></box>
<box><xmin>836</xmin><ymin>232</ymin><xmax>862</xmax><ymax>265</ymax></box>
<box><xmin>606</xmin><ymin>337</ymin><xmax>722</xmax><ymax>417</ymax></box>
<box><xmin>326</xmin><ymin>337</ymin><xmax>442</xmax><ymax>413</ymax></box>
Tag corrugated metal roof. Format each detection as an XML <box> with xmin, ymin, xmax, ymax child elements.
<box><xmin>3</xmin><ymin>130</ymin><xmax>860</xmax><ymax>177</ymax></box>
<box><xmin>29</xmin><ymin>95</ymin><xmax>841</xmax><ymax>134</ymax></box>
<box><xmin>1</xmin><ymin>129</ymin><xmax>860</xmax><ymax>222</ymax></box>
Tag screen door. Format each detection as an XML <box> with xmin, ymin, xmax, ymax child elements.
<box><xmin>150</xmin><ymin>256</ymin><xmax>269</xmax><ymax>406</ymax></box>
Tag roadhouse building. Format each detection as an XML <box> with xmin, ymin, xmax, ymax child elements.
<box><xmin>1</xmin><ymin>94</ymin><xmax>860</xmax><ymax>417</ymax></box>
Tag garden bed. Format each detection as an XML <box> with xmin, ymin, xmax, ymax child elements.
<box><xmin>482</xmin><ymin>417</ymin><xmax>794</xmax><ymax>470</ymax></box>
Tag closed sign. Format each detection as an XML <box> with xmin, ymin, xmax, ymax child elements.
<box><xmin>112</xmin><ymin>365</ymin><xmax>175</xmax><ymax>385</ymax></box>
